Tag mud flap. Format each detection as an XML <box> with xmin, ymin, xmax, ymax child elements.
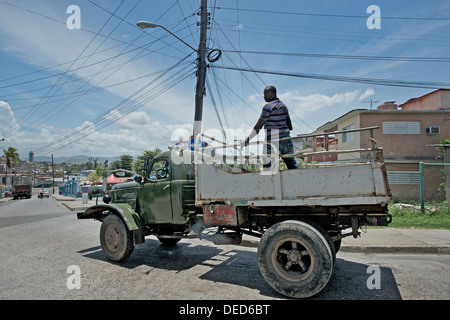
<box><xmin>202</xmin><ymin>204</ymin><xmax>238</xmax><ymax>226</ymax></box>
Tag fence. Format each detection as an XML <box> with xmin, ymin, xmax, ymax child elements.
<box><xmin>388</xmin><ymin>162</ymin><xmax>450</xmax><ymax>211</ymax></box>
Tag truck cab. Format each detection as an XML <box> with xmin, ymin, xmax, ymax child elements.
<box><xmin>78</xmin><ymin>150</ymin><xmax>199</xmax><ymax>250</ymax></box>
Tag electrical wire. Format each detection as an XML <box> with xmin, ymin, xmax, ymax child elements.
<box><xmin>212</xmin><ymin>65</ymin><xmax>450</xmax><ymax>89</ymax></box>
<box><xmin>221</xmin><ymin>50</ymin><xmax>450</xmax><ymax>63</ymax></box>
<box><xmin>33</xmin><ymin>53</ymin><xmax>195</xmax><ymax>155</ymax></box>
<box><xmin>216</xmin><ymin>6</ymin><xmax>450</xmax><ymax>21</ymax></box>
<box><xmin>1</xmin><ymin>0</ymin><xmax>127</xmax><ymax>136</ymax></box>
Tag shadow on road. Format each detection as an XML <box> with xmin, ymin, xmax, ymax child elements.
<box><xmin>78</xmin><ymin>239</ymin><xmax>402</xmax><ymax>300</ymax></box>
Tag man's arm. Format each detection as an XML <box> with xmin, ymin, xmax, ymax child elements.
<box><xmin>243</xmin><ymin>117</ymin><xmax>267</xmax><ymax>146</ymax></box>
<box><xmin>287</xmin><ymin>114</ymin><xmax>293</xmax><ymax>131</ymax></box>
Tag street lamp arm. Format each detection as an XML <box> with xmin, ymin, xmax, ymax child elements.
<box><xmin>137</xmin><ymin>21</ymin><xmax>198</xmax><ymax>53</ymax></box>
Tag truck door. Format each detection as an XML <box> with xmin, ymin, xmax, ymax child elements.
<box><xmin>138</xmin><ymin>158</ymin><xmax>173</xmax><ymax>224</ymax></box>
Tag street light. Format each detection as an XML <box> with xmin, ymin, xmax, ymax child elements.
<box><xmin>137</xmin><ymin>20</ymin><xmax>197</xmax><ymax>53</ymax></box>
<box><xmin>137</xmin><ymin>0</ymin><xmax>208</xmax><ymax>145</ymax></box>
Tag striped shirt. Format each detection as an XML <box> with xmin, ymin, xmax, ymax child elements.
<box><xmin>259</xmin><ymin>99</ymin><xmax>291</xmax><ymax>137</ymax></box>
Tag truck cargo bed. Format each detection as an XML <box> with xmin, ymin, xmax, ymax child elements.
<box><xmin>196</xmin><ymin>161</ymin><xmax>390</xmax><ymax>207</ymax></box>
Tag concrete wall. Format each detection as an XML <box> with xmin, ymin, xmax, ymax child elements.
<box><xmin>359</xmin><ymin>111</ymin><xmax>448</xmax><ymax>161</ymax></box>
<box><xmin>337</xmin><ymin>113</ymin><xmax>360</xmax><ymax>161</ymax></box>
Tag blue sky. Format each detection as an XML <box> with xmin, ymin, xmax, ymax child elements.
<box><xmin>0</xmin><ymin>0</ymin><xmax>449</xmax><ymax>159</ymax></box>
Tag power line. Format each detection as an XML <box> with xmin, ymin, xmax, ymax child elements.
<box><xmin>212</xmin><ymin>65</ymin><xmax>450</xmax><ymax>89</ymax></box>
<box><xmin>33</xmin><ymin>53</ymin><xmax>195</xmax><ymax>155</ymax></box>
<box><xmin>1</xmin><ymin>21</ymin><xmax>198</xmax><ymax>101</ymax></box>
<box><xmin>1</xmin><ymin>0</ymin><xmax>128</xmax><ymax>137</ymax></box>
<box><xmin>0</xmin><ymin>1</ymin><xmax>194</xmax><ymax>87</ymax></box>
<box><xmin>214</xmin><ymin>17</ymin><xmax>450</xmax><ymax>43</ymax></box>
<box><xmin>216</xmin><ymin>6</ymin><xmax>450</xmax><ymax>21</ymax></box>
<box><xmin>221</xmin><ymin>50</ymin><xmax>450</xmax><ymax>63</ymax></box>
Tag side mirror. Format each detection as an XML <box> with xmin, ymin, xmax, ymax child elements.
<box><xmin>134</xmin><ymin>175</ymin><xmax>143</xmax><ymax>184</ymax></box>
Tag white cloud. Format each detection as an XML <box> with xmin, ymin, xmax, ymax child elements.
<box><xmin>0</xmin><ymin>3</ymin><xmax>197</xmax><ymax>157</ymax></box>
<box><xmin>359</xmin><ymin>88</ymin><xmax>375</xmax><ymax>100</ymax></box>
<box><xmin>279</xmin><ymin>89</ymin><xmax>360</xmax><ymax>118</ymax></box>
<box><xmin>0</xmin><ymin>101</ymin><xmax>18</xmax><ymax>135</ymax></box>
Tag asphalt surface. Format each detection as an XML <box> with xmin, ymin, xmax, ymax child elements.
<box><xmin>38</xmin><ymin>194</ymin><xmax>450</xmax><ymax>255</ymax></box>
<box><xmin>1</xmin><ymin>194</ymin><xmax>449</xmax><ymax>302</ymax></box>
<box><xmin>1</xmin><ymin>194</ymin><xmax>449</xmax><ymax>254</ymax></box>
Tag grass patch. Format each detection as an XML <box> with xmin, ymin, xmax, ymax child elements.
<box><xmin>388</xmin><ymin>202</ymin><xmax>450</xmax><ymax>229</ymax></box>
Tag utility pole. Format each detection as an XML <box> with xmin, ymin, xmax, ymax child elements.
<box><xmin>193</xmin><ymin>0</ymin><xmax>208</xmax><ymax>144</ymax></box>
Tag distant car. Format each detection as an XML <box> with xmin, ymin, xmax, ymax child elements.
<box><xmin>38</xmin><ymin>190</ymin><xmax>50</xmax><ymax>198</ymax></box>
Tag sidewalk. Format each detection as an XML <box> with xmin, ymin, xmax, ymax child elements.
<box><xmin>51</xmin><ymin>194</ymin><xmax>450</xmax><ymax>255</ymax></box>
<box><xmin>51</xmin><ymin>193</ymin><xmax>99</xmax><ymax>211</ymax></box>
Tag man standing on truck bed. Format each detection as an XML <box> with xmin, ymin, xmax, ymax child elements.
<box><xmin>241</xmin><ymin>85</ymin><xmax>298</xmax><ymax>170</ymax></box>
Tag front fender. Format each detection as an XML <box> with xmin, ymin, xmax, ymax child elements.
<box><xmin>77</xmin><ymin>203</ymin><xmax>145</xmax><ymax>245</ymax></box>
<box><xmin>77</xmin><ymin>203</ymin><xmax>143</xmax><ymax>231</ymax></box>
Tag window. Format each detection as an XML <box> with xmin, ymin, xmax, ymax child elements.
<box><xmin>149</xmin><ymin>159</ymin><xmax>170</xmax><ymax>180</ymax></box>
<box><xmin>342</xmin><ymin>124</ymin><xmax>354</xmax><ymax>143</ymax></box>
<box><xmin>387</xmin><ymin>171</ymin><xmax>420</xmax><ymax>185</ymax></box>
<box><xmin>383</xmin><ymin>121</ymin><xmax>420</xmax><ymax>135</ymax></box>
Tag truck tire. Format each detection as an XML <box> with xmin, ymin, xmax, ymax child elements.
<box><xmin>100</xmin><ymin>214</ymin><xmax>134</xmax><ymax>262</ymax></box>
<box><xmin>257</xmin><ymin>220</ymin><xmax>334</xmax><ymax>299</ymax></box>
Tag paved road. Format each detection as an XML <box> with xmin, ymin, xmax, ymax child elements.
<box><xmin>1</xmin><ymin>196</ymin><xmax>449</xmax><ymax>301</ymax></box>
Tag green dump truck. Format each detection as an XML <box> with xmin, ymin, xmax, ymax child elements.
<box><xmin>78</xmin><ymin>129</ymin><xmax>391</xmax><ymax>298</ymax></box>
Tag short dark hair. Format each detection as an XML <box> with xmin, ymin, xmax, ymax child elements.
<box><xmin>264</xmin><ymin>86</ymin><xmax>277</xmax><ymax>95</ymax></box>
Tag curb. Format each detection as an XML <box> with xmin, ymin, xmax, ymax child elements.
<box><xmin>0</xmin><ymin>198</ymin><xmax>13</xmax><ymax>204</ymax></box>
<box><xmin>61</xmin><ymin>203</ymin><xmax>89</xmax><ymax>212</ymax></box>
<box><xmin>339</xmin><ymin>245</ymin><xmax>450</xmax><ymax>255</ymax></box>
<box><xmin>238</xmin><ymin>236</ymin><xmax>450</xmax><ymax>254</ymax></box>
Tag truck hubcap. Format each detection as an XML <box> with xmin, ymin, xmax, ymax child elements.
<box><xmin>105</xmin><ymin>225</ymin><xmax>122</xmax><ymax>252</ymax></box>
<box><xmin>272</xmin><ymin>238</ymin><xmax>313</xmax><ymax>281</ymax></box>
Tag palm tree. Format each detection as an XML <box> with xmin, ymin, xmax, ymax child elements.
<box><xmin>2</xmin><ymin>147</ymin><xmax>20</xmax><ymax>185</ymax></box>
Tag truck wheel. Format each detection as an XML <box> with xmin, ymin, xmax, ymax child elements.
<box><xmin>100</xmin><ymin>214</ymin><xmax>134</xmax><ymax>262</ymax></box>
<box><xmin>257</xmin><ymin>220</ymin><xmax>334</xmax><ymax>299</ymax></box>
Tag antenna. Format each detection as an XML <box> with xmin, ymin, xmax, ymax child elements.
<box><xmin>362</xmin><ymin>98</ymin><xmax>381</xmax><ymax>110</ymax></box>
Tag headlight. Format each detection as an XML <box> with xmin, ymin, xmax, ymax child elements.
<box><xmin>103</xmin><ymin>195</ymin><xmax>111</xmax><ymax>204</ymax></box>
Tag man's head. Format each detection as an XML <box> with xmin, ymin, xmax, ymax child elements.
<box><xmin>263</xmin><ymin>86</ymin><xmax>277</xmax><ymax>102</ymax></box>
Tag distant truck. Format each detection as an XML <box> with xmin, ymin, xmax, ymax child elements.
<box><xmin>12</xmin><ymin>184</ymin><xmax>32</xmax><ymax>199</ymax></box>
<box><xmin>78</xmin><ymin>127</ymin><xmax>392</xmax><ymax>298</ymax></box>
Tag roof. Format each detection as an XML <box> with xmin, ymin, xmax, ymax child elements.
<box><xmin>398</xmin><ymin>88</ymin><xmax>450</xmax><ymax>109</ymax></box>
<box><xmin>98</xmin><ymin>174</ymin><xmax>124</xmax><ymax>184</ymax></box>
<box><xmin>314</xmin><ymin>109</ymin><xmax>367</xmax><ymax>133</ymax></box>
<box><xmin>313</xmin><ymin>107</ymin><xmax>450</xmax><ymax>133</ymax></box>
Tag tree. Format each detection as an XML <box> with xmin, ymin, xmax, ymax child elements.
<box><xmin>120</xmin><ymin>155</ymin><xmax>134</xmax><ymax>172</ymax></box>
<box><xmin>109</xmin><ymin>160</ymin><xmax>122</xmax><ymax>171</ymax></box>
<box><xmin>134</xmin><ymin>148</ymin><xmax>161</xmax><ymax>177</ymax></box>
<box><xmin>2</xmin><ymin>147</ymin><xmax>20</xmax><ymax>184</ymax></box>
<box><xmin>96</xmin><ymin>166</ymin><xmax>108</xmax><ymax>179</ymax></box>
<box><xmin>87</xmin><ymin>171</ymin><xmax>101</xmax><ymax>184</ymax></box>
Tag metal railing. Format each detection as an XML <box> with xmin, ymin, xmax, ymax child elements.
<box><xmin>195</xmin><ymin>126</ymin><xmax>384</xmax><ymax>170</ymax></box>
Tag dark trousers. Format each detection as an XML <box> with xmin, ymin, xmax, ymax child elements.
<box><xmin>263</xmin><ymin>134</ymin><xmax>298</xmax><ymax>169</ymax></box>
